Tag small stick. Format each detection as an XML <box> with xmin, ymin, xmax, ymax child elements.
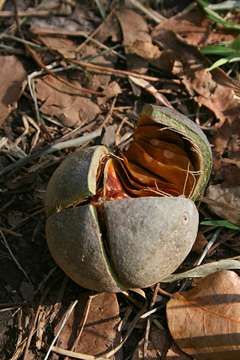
<box><xmin>0</xmin><ymin>128</ymin><xmax>102</xmax><ymax>177</ymax></box>
<box><xmin>128</xmin><ymin>0</ymin><xmax>165</xmax><ymax>23</ymax></box>
<box><xmin>66</xmin><ymin>296</ymin><xmax>93</xmax><ymax>360</ymax></box>
<box><xmin>94</xmin><ymin>0</ymin><xmax>106</xmax><ymax>19</ymax></box>
<box><xmin>143</xmin><ymin>283</ymin><xmax>160</xmax><ymax>358</ymax></box>
<box><xmin>0</xmin><ymin>9</ymin><xmax>62</xmax><ymax>17</ymax></box>
<box><xmin>0</xmin><ymin>226</ymin><xmax>22</xmax><ymax>237</ymax></box>
<box><xmin>179</xmin><ymin>228</ymin><xmax>221</xmax><ymax>291</ymax></box>
<box><xmin>71</xmin><ymin>59</ymin><xmax>161</xmax><ymax>82</ymax></box>
<box><xmin>196</xmin><ymin>228</ymin><xmax>222</xmax><ymax>266</ymax></box>
<box><xmin>43</xmin><ymin>300</ymin><xmax>79</xmax><ymax>360</ymax></box>
<box><xmin>52</xmin><ymin>346</ymin><xmax>106</xmax><ymax>359</ymax></box>
<box><xmin>0</xmin><ymin>230</ymin><xmax>31</xmax><ymax>283</ymax></box>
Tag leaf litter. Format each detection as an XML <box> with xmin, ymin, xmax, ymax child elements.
<box><xmin>53</xmin><ymin>293</ymin><xmax>121</xmax><ymax>359</ymax></box>
<box><xmin>0</xmin><ymin>55</ymin><xmax>27</xmax><ymax>127</ymax></box>
<box><xmin>35</xmin><ymin>74</ymin><xmax>101</xmax><ymax>127</ymax></box>
<box><xmin>132</xmin><ymin>325</ymin><xmax>191</xmax><ymax>360</ymax></box>
<box><xmin>167</xmin><ymin>271</ymin><xmax>240</xmax><ymax>359</ymax></box>
<box><xmin>0</xmin><ymin>1</ymin><xmax>240</xmax><ymax>359</ymax></box>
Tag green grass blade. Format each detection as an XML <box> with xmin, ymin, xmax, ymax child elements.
<box><xmin>201</xmin><ymin>219</ymin><xmax>240</xmax><ymax>230</ymax></box>
<box><xmin>197</xmin><ymin>0</ymin><xmax>240</xmax><ymax>31</ymax></box>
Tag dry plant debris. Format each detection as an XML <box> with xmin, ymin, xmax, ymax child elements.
<box><xmin>35</xmin><ymin>74</ymin><xmax>100</xmax><ymax>127</ymax></box>
<box><xmin>152</xmin><ymin>29</ymin><xmax>240</xmax><ymax>131</ymax></box>
<box><xmin>0</xmin><ymin>0</ymin><xmax>240</xmax><ymax>359</ymax></box>
<box><xmin>37</xmin><ymin>33</ymin><xmax>77</xmax><ymax>59</ymax></box>
<box><xmin>156</xmin><ymin>6</ymin><xmax>235</xmax><ymax>47</ymax></box>
<box><xmin>133</xmin><ymin>326</ymin><xmax>192</xmax><ymax>359</ymax></box>
<box><xmin>0</xmin><ymin>55</ymin><xmax>26</xmax><ymax>126</ymax></box>
<box><xmin>54</xmin><ymin>293</ymin><xmax>120</xmax><ymax>358</ymax></box>
<box><xmin>116</xmin><ymin>8</ymin><xmax>160</xmax><ymax>61</ymax></box>
<box><xmin>206</xmin><ymin>184</ymin><xmax>240</xmax><ymax>225</ymax></box>
<box><xmin>167</xmin><ymin>271</ymin><xmax>240</xmax><ymax>359</ymax></box>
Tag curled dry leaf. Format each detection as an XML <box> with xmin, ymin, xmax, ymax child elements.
<box><xmin>153</xmin><ymin>30</ymin><xmax>240</xmax><ymax>127</ymax></box>
<box><xmin>191</xmin><ymin>231</ymin><xmax>208</xmax><ymax>255</ymax></box>
<box><xmin>35</xmin><ymin>74</ymin><xmax>100</xmax><ymax>127</ymax></box>
<box><xmin>116</xmin><ymin>8</ymin><xmax>160</xmax><ymax>60</ymax></box>
<box><xmin>55</xmin><ymin>293</ymin><xmax>121</xmax><ymax>359</ymax></box>
<box><xmin>0</xmin><ymin>55</ymin><xmax>27</xmax><ymax>127</ymax></box>
<box><xmin>38</xmin><ymin>33</ymin><xmax>77</xmax><ymax>59</ymax></box>
<box><xmin>79</xmin><ymin>45</ymin><xmax>114</xmax><ymax>91</ymax></box>
<box><xmin>116</xmin><ymin>8</ymin><xmax>160</xmax><ymax>74</ymax></box>
<box><xmin>98</xmin><ymin>81</ymin><xmax>122</xmax><ymax>106</ymax></box>
<box><xmin>103</xmin><ymin>81</ymin><xmax>122</xmax><ymax>99</ymax></box>
<box><xmin>129</xmin><ymin>76</ymin><xmax>172</xmax><ymax>108</ymax></box>
<box><xmin>153</xmin><ymin>7</ymin><xmax>235</xmax><ymax>47</ymax></box>
<box><xmin>205</xmin><ymin>184</ymin><xmax>240</xmax><ymax>225</ymax></box>
<box><xmin>152</xmin><ymin>29</ymin><xmax>240</xmax><ymax>157</ymax></box>
<box><xmin>132</xmin><ymin>326</ymin><xmax>192</xmax><ymax>359</ymax></box>
<box><xmin>167</xmin><ymin>270</ymin><xmax>240</xmax><ymax>360</ymax></box>
<box><xmin>96</xmin><ymin>12</ymin><xmax>122</xmax><ymax>44</ymax></box>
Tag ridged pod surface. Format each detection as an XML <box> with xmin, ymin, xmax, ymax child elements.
<box><xmin>45</xmin><ymin>105</ymin><xmax>212</xmax><ymax>292</ymax></box>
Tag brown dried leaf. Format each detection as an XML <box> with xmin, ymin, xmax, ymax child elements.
<box><xmin>35</xmin><ymin>75</ymin><xmax>100</xmax><ymax>127</ymax></box>
<box><xmin>103</xmin><ymin>81</ymin><xmax>122</xmax><ymax>99</ymax></box>
<box><xmin>116</xmin><ymin>9</ymin><xmax>160</xmax><ymax>60</ymax></box>
<box><xmin>0</xmin><ymin>55</ymin><xmax>26</xmax><ymax>127</ymax></box>
<box><xmin>98</xmin><ymin>81</ymin><xmax>122</xmax><ymax>106</ymax></box>
<box><xmin>38</xmin><ymin>34</ymin><xmax>77</xmax><ymax>59</ymax></box>
<box><xmin>153</xmin><ymin>30</ymin><xmax>238</xmax><ymax>124</ymax></box>
<box><xmin>30</xmin><ymin>1</ymin><xmax>95</xmax><ymax>34</ymax></box>
<box><xmin>132</xmin><ymin>326</ymin><xmax>191</xmax><ymax>359</ymax></box>
<box><xmin>152</xmin><ymin>29</ymin><xmax>240</xmax><ymax>156</ymax></box>
<box><xmin>205</xmin><ymin>184</ymin><xmax>240</xmax><ymax>225</ymax></box>
<box><xmin>116</xmin><ymin>8</ymin><xmax>160</xmax><ymax>74</ymax></box>
<box><xmin>96</xmin><ymin>12</ymin><xmax>122</xmax><ymax>44</ymax></box>
<box><xmin>152</xmin><ymin>7</ymin><xmax>235</xmax><ymax>47</ymax></box>
<box><xmin>192</xmin><ymin>231</ymin><xmax>208</xmax><ymax>255</ymax></box>
<box><xmin>55</xmin><ymin>293</ymin><xmax>121</xmax><ymax>358</ymax></box>
<box><xmin>129</xmin><ymin>76</ymin><xmax>172</xmax><ymax>108</ymax></box>
<box><xmin>80</xmin><ymin>45</ymin><xmax>114</xmax><ymax>91</ymax></box>
<box><xmin>167</xmin><ymin>270</ymin><xmax>240</xmax><ymax>360</ymax></box>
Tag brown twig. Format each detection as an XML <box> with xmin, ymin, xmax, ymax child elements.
<box><xmin>44</xmin><ymin>300</ymin><xmax>79</xmax><ymax>360</ymax></box>
<box><xmin>143</xmin><ymin>283</ymin><xmax>160</xmax><ymax>358</ymax></box>
<box><xmin>52</xmin><ymin>305</ymin><xmax>146</xmax><ymax>359</ymax></box>
<box><xmin>0</xmin><ymin>230</ymin><xmax>31</xmax><ymax>283</ymax></box>
<box><xmin>0</xmin><ymin>128</ymin><xmax>102</xmax><ymax>177</ymax></box>
<box><xmin>71</xmin><ymin>59</ymin><xmax>161</xmax><ymax>81</ymax></box>
<box><xmin>12</xmin><ymin>0</ymin><xmax>21</xmax><ymax>35</ymax></box>
<box><xmin>66</xmin><ymin>296</ymin><xmax>94</xmax><ymax>360</ymax></box>
<box><xmin>0</xmin><ymin>9</ymin><xmax>61</xmax><ymax>17</ymax></box>
<box><xmin>0</xmin><ymin>226</ymin><xmax>22</xmax><ymax>237</ymax></box>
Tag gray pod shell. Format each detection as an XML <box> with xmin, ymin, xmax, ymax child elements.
<box><xmin>46</xmin><ymin>196</ymin><xmax>198</xmax><ymax>292</ymax></box>
<box><xmin>45</xmin><ymin>146</ymin><xmax>108</xmax><ymax>215</ymax></box>
<box><xmin>45</xmin><ymin>103</ymin><xmax>212</xmax><ymax>292</ymax></box>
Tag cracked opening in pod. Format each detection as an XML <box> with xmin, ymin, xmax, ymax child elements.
<box><xmin>95</xmin><ymin>120</ymin><xmax>201</xmax><ymax>203</ymax></box>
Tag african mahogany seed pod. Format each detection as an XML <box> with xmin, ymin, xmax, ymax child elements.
<box><xmin>45</xmin><ymin>105</ymin><xmax>212</xmax><ymax>292</ymax></box>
